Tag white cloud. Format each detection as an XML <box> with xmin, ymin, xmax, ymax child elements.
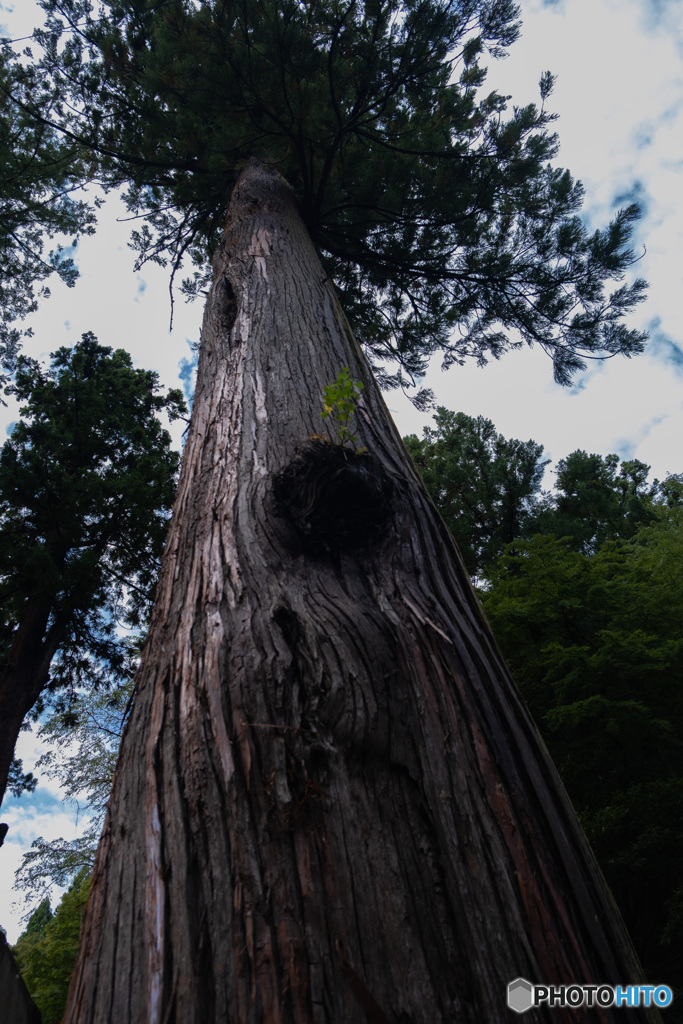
<box><xmin>1</xmin><ymin>728</ymin><xmax>85</xmax><ymax>944</ymax></box>
<box><xmin>0</xmin><ymin>188</ymin><xmax>202</xmax><ymax>451</ymax></box>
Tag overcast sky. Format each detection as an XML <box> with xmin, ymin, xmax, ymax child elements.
<box><xmin>1</xmin><ymin>0</ymin><xmax>682</xmax><ymax>942</ymax></box>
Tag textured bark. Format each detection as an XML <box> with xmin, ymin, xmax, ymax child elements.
<box><xmin>64</xmin><ymin>163</ymin><xmax>656</xmax><ymax>1023</ymax></box>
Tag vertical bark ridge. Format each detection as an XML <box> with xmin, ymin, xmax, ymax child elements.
<box><xmin>64</xmin><ymin>163</ymin><xmax>656</xmax><ymax>1023</ymax></box>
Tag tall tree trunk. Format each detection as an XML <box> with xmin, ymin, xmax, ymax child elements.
<box><xmin>64</xmin><ymin>163</ymin><xmax>655</xmax><ymax>1023</ymax></box>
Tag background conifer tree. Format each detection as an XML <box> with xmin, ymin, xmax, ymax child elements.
<box><xmin>0</xmin><ymin>334</ymin><xmax>185</xmax><ymax>808</ymax></box>
<box><xmin>0</xmin><ymin>45</ymin><xmax>95</xmax><ymax>376</ymax></box>
<box><xmin>403</xmin><ymin>407</ymin><xmax>548</xmax><ymax>576</ymax></box>
<box><xmin>12</xmin><ymin>870</ymin><xmax>91</xmax><ymax>1024</ymax></box>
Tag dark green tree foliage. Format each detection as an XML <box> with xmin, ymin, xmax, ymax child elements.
<box><xmin>12</xmin><ymin>869</ymin><xmax>92</xmax><ymax>1024</ymax></box>
<box><xmin>481</xmin><ymin>512</ymin><xmax>683</xmax><ymax>997</ymax></box>
<box><xmin>405</xmin><ymin>416</ymin><xmax>662</xmax><ymax>574</ymax></box>
<box><xmin>32</xmin><ymin>0</ymin><xmax>647</xmax><ymax>393</ymax></box>
<box><xmin>18</xmin><ymin>897</ymin><xmax>54</xmax><ymax>941</ymax></box>
<box><xmin>404</xmin><ymin>406</ymin><xmax>547</xmax><ymax>575</ymax></box>
<box><xmin>7</xmin><ymin>756</ymin><xmax>38</xmax><ymax>797</ymax></box>
<box><xmin>0</xmin><ymin>333</ymin><xmax>185</xmax><ymax>805</ymax></box>
<box><xmin>0</xmin><ymin>44</ymin><xmax>95</xmax><ymax>376</ymax></box>
<box><xmin>531</xmin><ymin>449</ymin><xmax>657</xmax><ymax>551</ymax></box>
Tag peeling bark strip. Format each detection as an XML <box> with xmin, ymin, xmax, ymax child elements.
<box><xmin>64</xmin><ymin>163</ymin><xmax>657</xmax><ymax>1023</ymax></box>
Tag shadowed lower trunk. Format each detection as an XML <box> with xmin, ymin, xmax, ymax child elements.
<box><xmin>0</xmin><ymin>932</ymin><xmax>41</xmax><ymax>1024</ymax></box>
<box><xmin>64</xmin><ymin>163</ymin><xmax>656</xmax><ymax>1023</ymax></box>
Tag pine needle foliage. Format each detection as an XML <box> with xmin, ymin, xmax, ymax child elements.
<box><xmin>0</xmin><ymin>45</ymin><xmax>96</xmax><ymax>380</ymax></box>
<box><xmin>23</xmin><ymin>0</ymin><xmax>649</xmax><ymax>389</ymax></box>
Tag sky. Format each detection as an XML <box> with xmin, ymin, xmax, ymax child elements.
<box><xmin>0</xmin><ymin>0</ymin><xmax>682</xmax><ymax>942</ymax></box>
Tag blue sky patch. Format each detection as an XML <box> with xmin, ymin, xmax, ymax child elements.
<box><xmin>615</xmin><ymin>438</ymin><xmax>637</xmax><ymax>461</ymax></box>
<box><xmin>639</xmin><ymin>0</ymin><xmax>682</xmax><ymax>32</ymax></box>
<box><xmin>612</xmin><ymin>179</ymin><xmax>649</xmax><ymax>217</ymax></box>
<box><xmin>614</xmin><ymin>412</ymin><xmax>667</xmax><ymax>464</ymax></box>
<box><xmin>633</xmin><ymin>123</ymin><xmax>654</xmax><ymax>150</ymax></box>
<box><xmin>567</xmin><ymin>376</ymin><xmax>587</xmax><ymax>395</ymax></box>
<box><xmin>632</xmin><ymin>103</ymin><xmax>680</xmax><ymax>152</ymax></box>
<box><xmin>179</xmin><ymin>347</ymin><xmax>198</xmax><ymax>406</ymax></box>
<box><xmin>566</xmin><ymin>353</ymin><xmax>609</xmax><ymax>395</ymax></box>
<box><xmin>3</xmin><ymin>786</ymin><xmax>61</xmax><ymax>818</ymax></box>
<box><xmin>649</xmin><ymin>317</ymin><xmax>683</xmax><ymax>374</ymax></box>
<box><xmin>2</xmin><ymin>790</ymin><xmax>66</xmax><ymax>850</ymax></box>
<box><xmin>53</xmin><ymin>243</ymin><xmax>78</xmax><ymax>272</ymax></box>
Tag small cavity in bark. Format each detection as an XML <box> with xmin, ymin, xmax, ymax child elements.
<box><xmin>273</xmin><ymin>440</ymin><xmax>393</xmax><ymax>552</ymax></box>
<box><xmin>216</xmin><ymin>276</ymin><xmax>238</xmax><ymax>334</ymax></box>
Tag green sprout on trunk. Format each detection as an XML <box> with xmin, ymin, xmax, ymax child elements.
<box><xmin>320</xmin><ymin>367</ymin><xmax>364</xmax><ymax>448</ymax></box>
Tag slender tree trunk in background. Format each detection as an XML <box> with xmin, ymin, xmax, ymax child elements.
<box><xmin>0</xmin><ymin>596</ymin><xmax>56</xmax><ymax>806</ymax></box>
<box><xmin>64</xmin><ymin>163</ymin><xmax>655</xmax><ymax>1023</ymax></box>
<box><xmin>0</xmin><ymin>932</ymin><xmax>41</xmax><ymax>1024</ymax></box>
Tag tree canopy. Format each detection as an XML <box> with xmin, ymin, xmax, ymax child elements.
<box><xmin>530</xmin><ymin>449</ymin><xmax>658</xmax><ymax>552</ymax></box>
<box><xmin>0</xmin><ymin>333</ymin><xmax>185</xmax><ymax>804</ymax></box>
<box><xmin>403</xmin><ymin>406</ymin><xmax>547</xmax><ymax>575</ymax></box>
<box><xmin>405</xmin><ymin>412</ymin><xmax>668</xmax><ymax>573</ymax></box>
<box><xmin>22</xmin><ymin>0</ymin><xmax>648</xmax><ymax>394</ymax></box>
<box><xmin>0</xmin><ymin>42</ymin><xmax>95</xmax><ymax>379</ymax></box>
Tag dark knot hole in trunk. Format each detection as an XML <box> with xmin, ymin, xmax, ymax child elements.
<box><xmin>273</xmin><ymin>440</ymin><xmax>393</xmax><ymax>552</ymax></box>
